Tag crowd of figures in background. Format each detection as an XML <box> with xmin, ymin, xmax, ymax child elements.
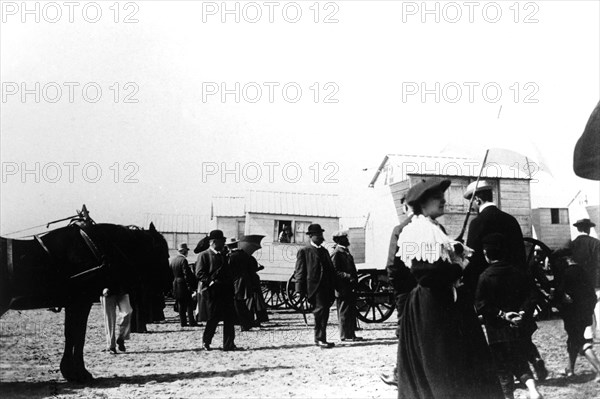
<box><xmin>96</xmin><ymin>178</ymin><xmax>600</xmax><ymax>399</ymax></box>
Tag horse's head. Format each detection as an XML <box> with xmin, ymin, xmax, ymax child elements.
<box><xmin>132</xmin><ymin>223</ymin><xmax>171</xmax><ymax>293</ymax></box>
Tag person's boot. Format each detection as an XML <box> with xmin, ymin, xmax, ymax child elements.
<box><xmin>533</xmin><ymin>358</ymin><xmax>548</xmax><ymax>381</ymax></box>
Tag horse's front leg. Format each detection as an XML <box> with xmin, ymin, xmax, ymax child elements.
<box><xmin>61</xmin><ymin>301</ymin><xmax>94</xmax><ymax>383</ymax></box>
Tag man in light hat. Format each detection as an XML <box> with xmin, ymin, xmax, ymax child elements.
<box><xmin>196</xmin><ymin>230</ymin><xmax>240</xmax><ymax>351</ymax></box>
<box><xmin>463</xmin><ymin>180</ymin><xmax>526</xmax><ymax>300</ymax></box>
<box><xmin>170</xmin><ymin>243</ymin><xmax>197</xmax><ymax>327</ymax></box>
<box><xmin>570</xmin><ymin>218</ymin><xmax>600</xmax><ymax>338</ymax></box>
<box><xmin>331</xmin><ymin>230</ymin><xmax>363</xmax><ymax>342</ymax></box>
<box><xmin>294</xmin><ymin>224</ymin><xmax>336</xmax><ymax>348</ymax></box>
<box><xmin>463</xmin><ymin>180</ymin><xmax>548</xmax><ymax>380</ymax></box>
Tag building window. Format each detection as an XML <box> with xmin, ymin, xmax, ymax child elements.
<box><xmin>237</xmin><ymin>221</ymin><xmax>245</xmax><ymax>239</ymax></box>
<box><xmin>275</xmin><ymin>220</ymin><xmax>294</xmax><ymax>243</ymax></box>
<box><xmin>294</xmin><ymin>221</ymin><xmax>312</xmax><ymax>244</ymax></box>
<box><xmin>550</xmin><ymin>208</ymin><xmax>560</xmax><ymax>224</ymax></box>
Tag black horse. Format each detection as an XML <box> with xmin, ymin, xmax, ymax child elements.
<box><xmin>0</xmin><ymin>222</ymin><xmax>170</xmax><ymax>383</ymax></box>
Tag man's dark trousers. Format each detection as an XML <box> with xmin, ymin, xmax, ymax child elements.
<box><xmin>202</xmin><ymin>286</ymin><xmax>235</xmax><ymax>349</ymax></box>
<box><xmin>310</xmin><ymin>282</ymin><xmax>333</xmax><ymax>342</ymax></box>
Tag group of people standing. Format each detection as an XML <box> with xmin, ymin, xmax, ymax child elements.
<box><xmin>383</xmin><ymin>177</ymin><xmax>600</xmax><ymax>399</ymax></box>
<box><xmin>169</xmin><ymin>231</ymin><xmax>269</xmax><ymax>351</ymax></box>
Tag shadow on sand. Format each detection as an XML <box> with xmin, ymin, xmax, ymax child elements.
<box><xmin>0</xmin><ymin>365</ymin><xmax>295</xmax><ymax>397</ymax></box>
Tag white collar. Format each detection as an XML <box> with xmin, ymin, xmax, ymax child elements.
<box><xmin>209</xmin><ymin>247</ymin><xmax>220</xmax><ymax>255</ymax></box>
<box><xmin>310</xmin><ymin>241</ymin><xmax>322</xmax><ymax>249</ymax></box>
<box><xmin>336</xmin><ymin>244</ymin><xmax>347</xmax><ymax>249</ymax></box>
<box><xmin>479</xmin><ymin>202</ymin><xmax>497</xmax><ymax>212</ymax></box>
<box><xmin>576</xmin><ymin>231</ymin><xmax>590</xmax><ymax>238</ymax></box>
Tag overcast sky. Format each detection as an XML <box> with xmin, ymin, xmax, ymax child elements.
<box><xmin>1</xmin><ymin>0</ymin><xmax>599</xmax><ymax>235</ymax></box>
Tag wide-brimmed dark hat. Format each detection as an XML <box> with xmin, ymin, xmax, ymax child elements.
<box><xmin>239</xmin><ymin>235</ymin><xmax>265</xmax><ymax>254</ymax></box>
<box><xmin>177</xmin><ymin>243</ymin><xmax>190</xmax><ymax>251</ymax></box>
<box><xmin>207</xmin><ymin>230</ymin><xmax>226</xmax><ymax>240</ymax></box>
<box><xmin>405</xmin><ymin>178</ymin><xmax>451</xmax><ymax>206</ymax></box>
<box><xmin>306</xmin><ymin>224</ymin><xmax>325</xmax><ymax>235</ymax></box>
<box><xmin>573</xmin><ymin>218</ymin><xmax>596</xmax><ymax>228</ymax></box>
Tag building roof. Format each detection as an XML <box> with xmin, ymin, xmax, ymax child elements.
<box><xmin>212</xmin><ymin>190</ymin><xmax>340</xmax><ymax>218</ymax></box>
<box><xmin>369</xmin><ymin>154</ymin><xmax>532</xmax><ymax>188</ymax></box>
<box><xmin>211</xmin><ymin>196</ymin><xmax>245</xmax><ymax>218</ymax></box>
<box><xmin>144</xmin><ymin>213</ymin><xmax>211</xmax><ymax>233</ymax></box>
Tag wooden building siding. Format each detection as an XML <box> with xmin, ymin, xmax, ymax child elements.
<box><xmin>348</xmin><ymin>227</ymin><xmax>365</xmax><ymax>263</ymax></box>
<box><xmin>532</xmin><ymin>208</ymin><xmax>571</xmax><ymax>250</ymax></box>
<box><xmin>246</xmin><ymin>213</ymin><xmax>339</xmax><ymax>282</ymax></box>
<box><xmin>389</xmin><ymin>174</ymin><xmax>533</xmax><ymax>240</ymax></box>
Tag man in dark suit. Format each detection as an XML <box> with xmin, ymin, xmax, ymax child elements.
<box><xmin>170</xmin><ymin>243</ymin><xmax>197</xmax><ymax>327</ymax></box>
<box><xmin>570</xmin><ymin>218</ymin><xmax>600</xmax><ymax>339</ymax></box>
<box><xmin>195</xmin><ymin>230</ymin><xmax>239</xmax><ymax>351</ymax></box>
<box><xmin>463</xmin><ymin>180</ymin><xmax>526</xmax><ymax>300</ymax></box>
<box><xmin>463</xmin><ymin>180</ymin><xmax>547</xmax><ymax>380</ymax></box>
<box><xmin>331</xmin><ymin>231</ymin><xmax>362</xmax><ymax>342</ymax></box>
<box><xmin>294</xmin><ymin>224</ymin><xmax>336</xmax><ymax>348</ymax></box>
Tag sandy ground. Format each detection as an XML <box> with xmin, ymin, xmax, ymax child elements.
<box><xmin>0</xmin><ymin>301</ymin><xmax>599</xmax><ymax>399</ymax></box>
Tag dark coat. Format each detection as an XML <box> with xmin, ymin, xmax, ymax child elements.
<box><xmin>464</xmin><ymin>205</ymin><xmax>526</xmax><ymax>298</ymax></box>
<box><xmin>570</xmin><ymin>234</ymin><xmax>600</xmax><ymax>289</ymax></box>
<box><xmin>556</xmin><ymin>263</ymin><xmax>597</xmax><ymax>328</ymax></box>
<box><xmin>229</xmin><ymin>249</ymin><xmax>254</xmax><ymax>300</ymax></box>
<box><xmin>170</xmin><ymin>254</ymin><xmax>196</xmax><ymax>300</ymax></box>
<box><xmin>195</xmin><ymin>248</ymin><xmax>234</xmax><ymax>320</ymax></box>
<box><xmin>397</xmin><ymin>259</ymin><xmax>503</xmax><ymax>399</ymax></box>
<box><xmin>475</xmin><ymin>260</ymin><xmax>537</xmax><ymax>343</ymax></box>
<box><xmin>331</xmin><ymin>245</ymin><xmax>358</xmax><ymax>297</ymax></box>
<box><xmin>386</xmin><ymin>219</ymin><xmax>418</xmax><ymax>315</ymax></box>
<box><xmin>294</xmin><ymin>244</ymin><xmax>335</xmax><ymax>301</ymax></box>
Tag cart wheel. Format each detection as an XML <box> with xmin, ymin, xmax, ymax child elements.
<box><xmin>261</xmin><ymin>281</ymin><xmax>287</xmax><ymax>309</ymax></box>
<box><xmin>523</xmin><ymin>237</ymin><xmax>554</xmax><ymax>320</ymax></box>
<box><xmin>355</xmin><ymin>273</ymin><xmax>395</xmax><ymax>323</ymax></box>
<box><xmin>286</xmin><ymin>275</ymin><xmax>314</xmax><ymax>313</ymax></box>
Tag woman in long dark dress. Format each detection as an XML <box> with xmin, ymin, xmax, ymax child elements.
<box><xmin>396</xmin><ymin>178</ymin><xmax>503</xmax><ymax>399</ymax></box>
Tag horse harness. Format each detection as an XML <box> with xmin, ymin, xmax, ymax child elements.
<box><xmin>34</xmin><ymin>225</ymin><xmax>108</xmax><ymax>281</ymax></box>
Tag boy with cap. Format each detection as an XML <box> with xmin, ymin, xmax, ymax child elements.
<box><xmin>294</xmin><ymin>224</ymin><xmax>336</xmax><ymax>348</ymax></box>
<box><xmin>475</xmin><ymin>233</ymin><xmax>543</xmax><ymax>399</ymax></box>
<box><xmin>331</xmin><ymin>230</ymin><xmax>363</xmax><ymax>342</ymax></box>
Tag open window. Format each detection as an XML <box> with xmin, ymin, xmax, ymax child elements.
<box><xmin>276</xmin><ymin>220</ymin><xmax>294</xmax><ymax>243</ymax></box>
<box><xmin>274</xmin><ymin>220</ymin><xmax>312</xmax><ymax>243</ymax></box>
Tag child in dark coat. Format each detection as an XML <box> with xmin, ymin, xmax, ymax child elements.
<box><xmin>476</xmin><ymin>233</ymin><xmax>543</xmax><ymax>399</ymax></box>
<box><xmin>551</xmin><ymin>248</ymin><xmax>600</xmax><ymax>382</ymax></box>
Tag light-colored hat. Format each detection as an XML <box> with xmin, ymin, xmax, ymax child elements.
<box><xmin>332</xmin><ymin>230</ymin><xmax>349</xmax><ymax>238</ymax></box>
<box><xmin>463</xmin><ymin>180</ymin><xmax>493</xmax><ymax>200</ymax></box>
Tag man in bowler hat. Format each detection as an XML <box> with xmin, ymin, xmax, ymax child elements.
<box><xmin>294</xmin><ymin>224</ymin><xmax>336</xmax><ymax>348</ymax></box>
<box><xmin>570</xmin><ymin>218</ymin><xmax>600</xmax><ymax>338</ymax></box>
<box><xmin>331</xmin><ymin>230</ymin><xmax>363</xmax><ymax>342</ymax></box>
<box><xmin>195</xmin><ymin>230</ymin><xmax>240</xmax><ymax>351</ymax></box>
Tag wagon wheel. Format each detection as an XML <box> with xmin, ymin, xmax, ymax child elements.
<box><xmin>355</xmin><ymin>273</ymin><xmax>395</xmax><ymax>323</ymax></box>
<box><xmin>261</xmin><ymin>281</ymin><xmax>287</xmax><ymax>309</ymax></box>
<box><xmin>286</xmin><ymin>275</ymin><xmax>314</xmax><ymax>313</ymax></box>
<box><xmin>523</xmin><ymin>237</ymin><xmax>554</xmax><ymax>320</ymax></box>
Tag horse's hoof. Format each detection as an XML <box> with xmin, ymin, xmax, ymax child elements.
<box><xmin>60</xmin><ymin>360</ymin><xmax>76</xmax><ymax>382</ymax></box>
